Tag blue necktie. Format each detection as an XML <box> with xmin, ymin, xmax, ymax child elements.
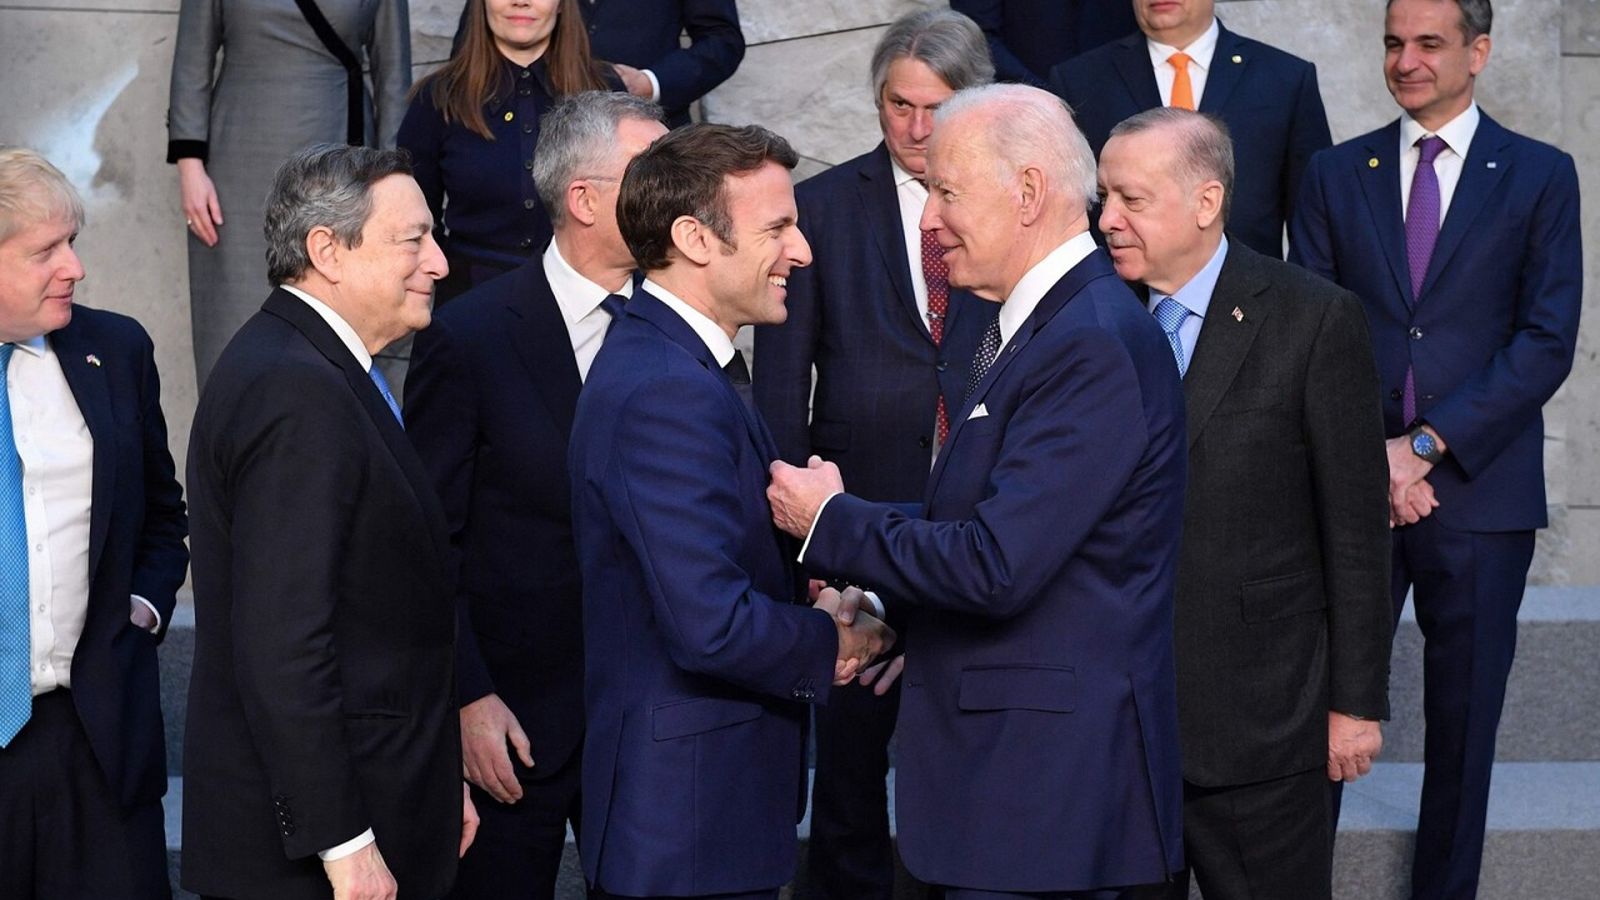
<box><xmin>369</xmin><ymin>364</ymin><xmax>403</xmax><ymax>427</ymax></box>
<box><xmin>0</xmin><ymin>343</ymin><xmax>32</xmax><ymax>747</ymax></box>
<box><xmin>1153</xmin><ymin>296</ymin><xmax>1191</xmax><ymax>378</ymax></box>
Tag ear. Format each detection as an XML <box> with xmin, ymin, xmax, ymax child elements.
<box><xmin>1468</xmin><ymin>34</ymin><xmax>1491</xmax><ymax>77</ymax></box>
<box><xmin>1194</xmin><ymin>180</ymin><xmax>1225</xmax><ymax>231</ymax></box>
<box><xmin>566</xmin><ymin>181</ymin><xmax>599</xmax><ymax>228</ymax></box>
<box><xmin>669</xmin><ymin>214</ymin><xmax>714</xmax><ymax>266</ymax></box>
<box><xmin>1016</xmin><ymin>165</ymin><xmax>1046</xmax><ymax>227</ymax></box>
<box><xmin>304</xmin><ymin>225</ymin><xmax>343</xmax><ymax>284</ymax></box>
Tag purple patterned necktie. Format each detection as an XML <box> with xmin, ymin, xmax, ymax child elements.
<box><xmin>1402</xmin><ymin>135</ymin><xmax>1447</xmax><ymax>425</ymax></box>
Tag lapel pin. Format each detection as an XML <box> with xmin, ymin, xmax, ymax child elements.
<box><xmin>1231</xmin><ymin>55</ymin><xmax>1242</xmax><ymax>64</ymax></box>
<box><xmin>1368</xmin><ymin>158</ymin><xmax>1380</xmax><ymax>168</ymax></box>
<box><xmin>1231</xmin><ymin>307</ymin><xmax>1244</xmax><ymax>322</ymax></box>
<box><xmin>85</xmin><ymin>353</ymin><xmax>101</xmax><ymax>367</ymax></box>
<box><xmin>503</xmin><ymin>111</ymin><xmax>514</xmax><ymax>122</ymax></box>
<box><xmin>1486</xmin><ymin>161</ymin><xmax>1497</xmax><ymax>169</ymax></box>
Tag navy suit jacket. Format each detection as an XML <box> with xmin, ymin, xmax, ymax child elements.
<box><xmin>403</xmin><ymin>258</ymin><xmax>587</xmax><ymax>780</ymax></box>
<box><xmin>46</xmin><ymin>307</ymin><xmax>188</xmax><ymax>810</ymax></box>
<box><xmin>803</xmin><ymin>249</ymin><xmax>1186</xmax><ymax>891</ymax></box>
<box><xmin>753</xmin><ymin>143</ymin><xmax>989</xmax><ymax>503</ymax></box>
<box><xmin>569</xmin><ymin>289</ymin><xmax>837</xmax><ymax>896</ymax></box>
<box><xmin>1049</xmin><ymin>23</ymin><xmax>1331</xmax><ymax>258</ymax></box>
<box><xmin>1290</xmin><ymin>112</ymin><xmax>1582</xmax><ymax>533</ymax></box>
<box><xmin>453</xmin><ymin>0</ymin><xmax>743</xmax><ymax>127</ymax></box>
<box><xmin>951</xmin><ymin>0</ymin><xmax>1138</xmax><ymax>85</ymax></box>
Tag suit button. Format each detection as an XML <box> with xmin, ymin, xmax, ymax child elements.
<box><xmin>524</xmin><ymin>159</ymin><xmax>535</xmax><ymax>171</ymax></box>
<box><xmin>519</xmin><ymin>237</ymin><xmax>533</xmax><ymax>249</ymax></box>
<box><xmin>519</xmin><ymin>69</ymin><xmax>530</xmax><ymax>80</ymax></box>
<box><xmin>1409</xmin><ymin>326</ymin><xmax>1423</xmax><ymax>340</ymax></box>
<box><xmin>524</xmin><ymin>199</ymin><xmax>536</xmax><ymax>210</ymax></box>
<box><xmin>523</xmin><ymin>123</ymin><xmax>534</xmax><ymax>134</ymax></box>
<box><xmin>918</xmin><ymin>436</ymin><xmax>931</xmax><ymax>448</ymax></box>
<box><xmin>936</xmin><ymin>360</ymin><xmax>948</xmax><ymax>372</ymax></box>
<box><xmin>518</xmin><ymin>86</ymin><xmax>531</xmax><ymax>97</ymax></box>
<box><xmin>1390</xmin><ymin>389</ymin><xmax>1402</xmax><ymax>401</ymax></box>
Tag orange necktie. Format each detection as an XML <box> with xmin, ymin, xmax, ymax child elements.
<box><xmin>1168</xmin><ymin>52</ymin><xmax>1195</xmax><ymax>110</ymax></box>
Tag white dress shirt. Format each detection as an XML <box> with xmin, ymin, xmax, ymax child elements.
<box><xmin>1147</xmin><ymin>17</ymin><xmax>1221</xmax><ymax>107</ymax></box>
<box><xmin>642</xmin><ymin>279</ymin><xmax>737</xmax><ymax>367</ymax></box>
<box><xmin>995</xmin><ymin>231</ymin><xmax>1101</xmax><ymax>355</ymax></box>
<box><xmin>890</xmin><ymin>157</ymin><xmax>934</xmax><ymax>324</ymax></box>
<box><xmin>1399</xmin><ymin>103</ymin><xmax>1480</xmax><ymax>221</ymax></box>
<box><xmin>545</xmin><ymin>240</ymin><xmax>634</xmax><ymax>382</ymax></box>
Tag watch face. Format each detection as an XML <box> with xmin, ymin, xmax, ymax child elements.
<box><xmin>1413</xmin><ymin>433</ymin><xmax>1436</xmax><ymax>457</ymax></box>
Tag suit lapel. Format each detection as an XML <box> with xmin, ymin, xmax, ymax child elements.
<box><xmin>1419</xmin><ymin>114</ymin><xmax>1511</xmax><ymax>301</ymax></box>
<box><xmin>1357</xmin><ymin>121</ymin><xmax>1415</xmax><ymax>310</ymax></box>
<box><xmin>1111</xmin><ymin>34</ymin><xmax>1163</xmax><ymax>110</ymax></box>
<box><xmin>504</xmin><ymin>264</ymin><xmax>583</xmax><ymax>435</ymax></box>
<box><xmin>859</xmin><ymin>145</ymin><xmax>929</xmax><ymax>341</ymax></box>
<box><xmin>1197</xmin><ymin>25</ymin><xmax>1246</xmax><ymax>113</ymax></box>
<box><xmin>48</xmin><ymin>318</ymin><xmax>115</xmax><ymax>582</ymax></box>
<box><xmin>1182</xmin><ymin>247</ymin><xmax>1269</xmax><ymax>450</ymax></box>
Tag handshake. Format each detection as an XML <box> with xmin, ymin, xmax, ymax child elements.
<box><xmin>814</xmin><ymin>584</ymin><xmax>896</xmax><ymax>686</ymax></box>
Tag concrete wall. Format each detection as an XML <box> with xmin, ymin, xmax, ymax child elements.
<box><xmin>2</xmin><ymin>0</ymin><xmax>1596</xmax><ymax>581</ymax></box>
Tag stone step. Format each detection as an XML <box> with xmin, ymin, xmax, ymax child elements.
<box><xmin>164</xmin><ymin>762</ymin><xmax>1600</xmax><ymax>900</ymax></box>
<box><xmin>158</xmin><ymin>586</ymin><xmax>1600</xmax><ymax>771</ymax></box>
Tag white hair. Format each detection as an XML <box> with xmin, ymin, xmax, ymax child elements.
<box><xmin>933</xmin><ymin>83</ymin><xmax>1099</xmax><ymax>212</ymax></box>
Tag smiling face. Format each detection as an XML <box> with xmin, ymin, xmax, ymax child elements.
<box><xmin>486</xmin><ymin>0</ymin><xmax>559</xmax><ymax>64</ymax></box>
<box><xmin>703</xmin><ymin>160</ymin><xmax>812</xmax><ymax>332</ymax></box>
<box><xmin>1096</xmin><ymin>127</ymin><xmax>1220</xmax><ymax>295</ymax></box>
<box><xmin>1384</xmin><ymin>0</ymin><xmax>1489</xmax><ymax>131</ymax></box>
<box><xmin>337</xmin><ymin>175</ymin><xmax>447</xmax><ymax>347</ymax></box>
<box><xmin>1134</xmin><ymin>0</ymin><xmax>1215</xmax><ymax>48</ymax></box>
<box><xmin>0</xmin><ymin>200</ymin><xmax>84</xmax><ymax>342</ymax></box>
<box><xmin>878</xmin><ymin>56</ymin><xmax>957</xmax><ymax>178</ymax></box>
<box><xmin>918</xmin><ymin>125</ymin><xmax>1025</xmax><ymax>302</ymax></box>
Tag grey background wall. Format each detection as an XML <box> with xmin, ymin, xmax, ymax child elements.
<box><xmin>1</xmin><ymin>0</ymin><xmax>1596</xmax><ymax>582</ymax></box>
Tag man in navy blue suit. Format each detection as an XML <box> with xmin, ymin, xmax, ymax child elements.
<box><xmin>404</xmin><ymin>92</ymin><xmax>668</xmax><ymax>900</ymax></box>
<box><xmin>1049</xmin><ymin>0</ymin><xmax>1331</xmax><ymax>258</ymax></box>
<box><xmin>455</xmin><ymin>0</ymin><xmax>745</xmax><ymax>128</ymax></box>
<box><xmin>769</xmin><ymin>84</ymin><xmax>1186</xmax><ymax>898</ymax></box>
<box><xmin>570</xmin><ymin>123</ymin><xmax>894</xmax><ymax>900</ymax></box>
<box><xmin>751</xmin><ymin>10</ymin><xmax>992</xmax><ymax>898</ymax></box>
<box><xmin>0</xmin><ymin>148</ymin><xmax>188</xmax><ymax>899</ymax></box>
<box><xmin>1290</xmin><ymin>2</ymin><xmax>1581</xmax><ymax>897</ymax></box>
<box><xmin>951</xmin><ymin>0</ymin><xmax>1137</xmax><ymax>85</ymax></box>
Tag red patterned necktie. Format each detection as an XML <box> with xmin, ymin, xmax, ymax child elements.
<box><xmin>921</xmin><ymin>228</ymin><xmax>951</xmax><ymax>445</ymax></box>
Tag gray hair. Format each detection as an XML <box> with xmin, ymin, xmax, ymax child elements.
<box><xmin>533</xmin><ymin>91</ymin><xmax>664</xmax><ymax>228</ymax></box>
<box><xmin>1387</xmin><ymin>0</ymin><xmax>1492</xmax><ymax>40</ymax></box>
<box><xmin>263</xmin><ymin>144</ymin><xmax>413</xmax><ymax>285</ymax></box>
<box><xmin>0</xmin><ymin>147</ymin><xmax>85</xmax><ymax>244</ymax></box>
<box><xmin>1109</xmin><ymin>107</ymin><xmax>1236</xmax><ymax>224</ymax></box>
<box><xmin>933</xmin><ymin>84</ymin><xmax>1099</xmax><ymax>213</ymax></box>
<box><xmin>870</xmin><ymin>9</ymin><xmax>995</xmax><ymax>104</ymax></box>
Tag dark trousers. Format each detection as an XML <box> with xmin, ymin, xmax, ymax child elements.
<box><xmin>1125</xmin><ymin>767</ymin><xmax>1333</xmax><ymax>900</ymax></box>
<box><xmin>450</xmin><ymin>744</ymin><xmax>582</xmax><ymax>900</ymax></box>
<box><xmin>1393</xmin><ymin>517</ymin><xmax>1534</xmax><ymax>900</ymax></box>
<box><xmin>804</xmin><ymin>678</ymin><xmax>904</xmax><ymax>899</ymax></box>
<box><xmin>941</xmin><ymin>888</ymin><xmax>1151</xmax><ymax>899</ymax></box>
<box><xmin>591</xmin><ymin>890</ymin><xmax>778</xmax><ymax>900</ymax></box>
<box><xmin>0</xmin><ymin>689</ymin><xmax>170</xmax><ymax>900</ymax></box>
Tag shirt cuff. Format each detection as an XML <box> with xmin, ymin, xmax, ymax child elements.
<box><xmin>643</xmin><ymin>68</ymin><xmax>662</xmax><ymax>103</ymax></box>
<box><xmin>131</xmin><ymin>594</ymin><xmax>162</xmax><ymax>633</ymax></box>
<box><xmin>318</xmin><ymin>828</ymin><xmax>376</xmax><ymax>861</ymax></box>
<box><xmin>861</xmin><ymin>591</ymin><xmax>886</xmax><ymax>620</ymax></box>
<box><xmin>796</xmin><ymin>491</ymin><xmax>843</xmax><ymax>563</ymax></box>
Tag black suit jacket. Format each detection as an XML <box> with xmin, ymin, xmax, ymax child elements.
<box><xmin>403</xmin><ymin>258</ymin><xmax>586</xmax><ymax>779</ymax></box>
<box><xmin>47</xmin><ymin>307</ymin><xmax>188</xmax><ymax>809</ymax></box>
<box><xmin>951</xmin><ymin>0</ymin><xmax>1138</xmax><ymax>85</ymax></box>
<box><xmin>753</xmin><ymin>143</ymin><xmax>988</xmax><ymax>503</ymax></box>
<box><xmin>1171</xmin><ymin>243</ymin><xmax>1391</xmax><ymax>786</ymax></box>
<box><xmin>1050</xmin><ymin>23</ymin><xmax>1331</xmax><ymax>258</ymax></box>
<box><xmin>182</xmin><ymin>290</ymin><xmax>460</xmax><ymax>900</ymax></box>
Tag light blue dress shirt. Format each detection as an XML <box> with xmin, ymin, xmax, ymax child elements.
<box><xmin>1146</xmin><ymin>236</ymin><xmax>1229</xmax><ymax>375</ymax></box>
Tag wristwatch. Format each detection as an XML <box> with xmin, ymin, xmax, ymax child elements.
<box><xmin>1408</xmin><ymin>425</ymin><xmax>1444</xmax><ymax>464</ymax></box>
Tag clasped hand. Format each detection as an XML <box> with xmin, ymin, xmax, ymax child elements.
<box><xmin>815</xmin><ymin>586</ymin><xmax>895</xmax><ymax>685</ymax></box>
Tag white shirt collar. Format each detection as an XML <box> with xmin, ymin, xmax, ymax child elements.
<box><xmin>1147</xmin><ymin>16</ymin><xmax>1220</xmax><ymax>71</ymax></box>
<box><xmin>1400</xmin><ymin>102</ymin><xmax>1480</xmax><ymax>159</ymax></box>
<box><xmin>890</xmin><ymin>156</ymin><xmax>927</xmax><ymax>194</ymax></box>
<box><xmin>7</xmin><ymin>333</ymin><xmax>49</xmax><ymax>356</ymax></box>
<box><xmin>544</xmin><ymin>239</ymin><xmax>633</xmax><ymax>326</ymax></box>
<box><xmin>640</xmin><ymin>278</ymin><xmax>737</xmax><ymax>367</ymax></box>
<box><xmin>998</xmin><ymin>231</ymin><xmax>1100</xmax><ymax>347</ymax></box>
<box><xmin>279</xmin><ymin>284</ymin><xmax>373</xmax><ymax>371</ymax></box>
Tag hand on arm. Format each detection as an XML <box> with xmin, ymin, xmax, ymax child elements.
<box><xmin>767</xmin><ymin>456</ymin><xmax>844</xmax><ymax>538</ymax></box>
<box><xmin>1385</xmin><ymin>427</ymin><xmax>1446</xmax><ymax>526</ymax></box>
<box><xmin>611</xmin><ymin>63</ymin><xmax>656</xmax><ymax>99</ymax></box>
<box><xmin>1328</xmin><ymin>711</ymin><xmax>1383</xmax><ymax>782</ymax></box>
<box><xmin>459</xmin><ymin>693</ymin><xmax>534</xmax><ymax>804</ymax></box>
<box><xmin>177</xmin><ymin>157</ymin><xmax>222</xmax><ymax>246</ymax></box>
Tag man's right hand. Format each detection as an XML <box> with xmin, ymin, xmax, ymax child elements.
<box><xmin>323</xmin><ymin>842</ymin><xmax>396</xmax><ymax>900</ymax></box>
<box><xmin>833</xmin><ymin>609</ymin><xmax>895</xmax><ymax>685</ymax></box>
<box><xmin>460</xmin><ymin>693</ymin><xmax>534</xmax><ymax>804</ymax></box>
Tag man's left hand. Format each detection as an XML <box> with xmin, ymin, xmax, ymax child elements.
<box><xmin>768</xmin><ymin>456</ymin><xmax>844</xmax><ymax>538</ymax></box>
<box><xmin>459</xmin><ymin>783</ymin><xmax>479</xmax><ymax>858</ymax></box>
<box><xmin>129</xmin><ymin>598</ymin><xmax>158</xmax><ymax>632</ymax></box>
<box><xmin>612</xmin><ymin>63</ymin><xmax>653</xmax><ymax>99</ymax></box>
<box><xmin>1328</xmin><ymin>711</ymin><xmax>1383</xmax><ymax>782</ymax></box>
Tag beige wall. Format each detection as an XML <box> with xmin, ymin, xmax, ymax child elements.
<box><xmin>2</xmin><ymin>0</ymin><xmax>1595</xmax><ymax>581</ymax></box>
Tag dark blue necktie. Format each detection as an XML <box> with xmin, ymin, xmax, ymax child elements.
<box><xmin>0</xmin><ymin>343</ymin><xmax>32</xmax><ymax>747</ymax></box>
<box><xmin>369</xmin><ymin>364</ymin><xmax>403</xmax><ymax>427</ymax></box>
<box><xmin>964</xmin><ymin>316</ymin><xmax>1002</xmax><ymax>402</ymax></box>
<box><xmin>600</xmin><ymin>294</ymin><xmax>627</xmax><ymax>334</ymax></box>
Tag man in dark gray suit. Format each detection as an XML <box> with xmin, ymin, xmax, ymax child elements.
<box><xmin>1097</xmin><ymin>108</ymin><xmax>1393</xmax><ymax>900</ymax></box>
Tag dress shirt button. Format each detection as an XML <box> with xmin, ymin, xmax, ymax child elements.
<box><xmin>917</xmin><ymin>436</ymin><xmax>931</xmax><ymax>448</ymax></box>
<box><xmin>37</xmin><ymin>605</ymin><xmax>45</xmax><ymax>614</ymax></box>
<box><xmin>1409</xmin><ymin>326</ymin><xmax>1424</xmax><ymax>340</ymax></box>
<box><xmin>35</xmin><ymin>543</ymin><xmax>43</xmax><ymax>552</ymax></box>
<box><xmin>524</xmin><ymin>199</ymin><xmax>536</xmax><ymax>210</ymax></box>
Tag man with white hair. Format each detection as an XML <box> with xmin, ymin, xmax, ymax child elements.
<box><xmin>767</xmin><ymin>84</ymin><xmax>1187</xmax><ymax>897</ymax></box>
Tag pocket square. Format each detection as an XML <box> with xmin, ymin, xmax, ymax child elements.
<box><xmin>966</xmin><ymin>403</ymin><xmax>989</xmax><ymax>421</ymax></box>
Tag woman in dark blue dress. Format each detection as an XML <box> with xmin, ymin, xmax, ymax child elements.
<box><xmin>399</xmin><ymin>0</ymin><xmax>619</xmax><ymax>302</ymax></box>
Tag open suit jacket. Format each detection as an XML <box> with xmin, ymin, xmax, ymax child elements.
<box><xmin>1289</xmin><ymin>112</ymin><xmax>1582</xmax><ymax>532</ymax></box>
<box><xmin>569</xmin><ymin>289</ymin><xmax>838</xmax><ymax>897</ymax></box>
<box><xmin>46</xmin><ymin>307</ymin><xmax>188</xmax><ymax>810</ymax></box>
<box><xmin>403</xmin><ymin>259</ymin><xmax>586</xmax><ymax>781</ymax></box>
<box><xmin>754</xmin><ymin>142</ymin><xmax>988</xmax><ymax>502</ymax></box>
<box><xmin>951</xmin><ymin>0</ymin><xmax>1138</xmax><ymax>85</ymax></box>
<box><xmin>803</xmin><ymin>249</ymin><xmax>1187</xmax><ymax>892</ymax></box>
<box><xmin>1049</xmin><ymin>23</ymin><xmax>1331</xmax><ymax>258</ymax></box>
<box><xmin>182</xmin><ymin>290</ymin><xmax>459</xmax><ymax>900</ymax></box>
<box><xmin>1169</xmin><ymin>243</ymin><xmax>1391</xmax><ymax>786</ymax></box>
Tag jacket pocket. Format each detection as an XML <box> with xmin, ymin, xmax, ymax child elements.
<box><xmin>651</xmin><ymin>696</ymin><xmax>764</xmax><ymax>741</ymax></box>
<box><xmin>1240</xmin><ymin>569</ymin><xmax>1327</xmax><ymax>623</ymax></box>
<box><xmin>957</xmin><ymin>665</ymin><xmax>1076</xmax><ymax>713</ymax></box>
